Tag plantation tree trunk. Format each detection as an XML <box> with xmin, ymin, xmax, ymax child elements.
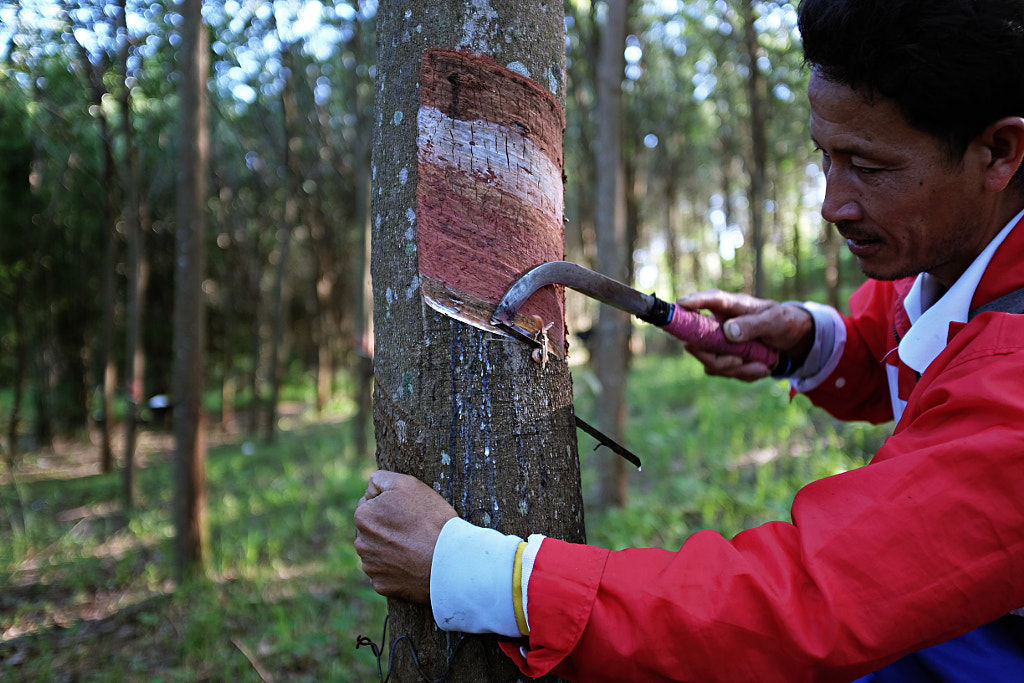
<box><xmin>122</xmin><ymin>167</ymin><xmax>145</xmax><ymax>512</ymax></box>
<box><xmin>7</xmin><ymin>154</ymin><xmax>55</xmax><ymax>458</ymax></box>
<box><xmin>351</xmin><ymin>1</ymin><xmax>374</xmax><ymax>457</ymax></box>
<box><xmin>173</xmin><ymin>0</ymin><xmax>209</xmax><ymax>581</ymax></box>
<box><xmin>263</xmin><ymin>215</ymin><xmax>292</xmax><ymax>442</ymax></box>
<box><xmin>0</xmin><ymin>91</ymin><xmax>31</xmax><ymax>465</ymax></box>
<box><xmin>823</xmin><ymin>218</ymin><xmax>842</xmax><ymax>310</ymax></box>
<box><xmin>121</xmin><ymin>16</ymin><xmax>146</xmax><ymax>510</ymax></box>
<box><xmin>29</xmin><ymin>75</ymin><xmax>62</xmax><ymax>449</ymax></box>
<box><xmin>308</xmin><ymin>208</ymin><xmax>334</xmax><ymax>416</ymax></box>
<box><xmin>246</xmin><ymin>212</ymin><xmax>264</xmax><ymax>434</ymax></box>
<box><xmin>6</xmin><ymin>288</ymin><xmax>27</xmax><ymax>463</ymax></box>
<box><xmin>785</xmin><ymin>182</ymin><xmax>806</xmax><ymax>300</ymax></box>
<box><xmin>263</xmin><ymin>44</ymin><xmax>299</xmax><ymax>443</ymax></box>
<box><xmin>373</xmin><ymin>1</ymin><xmax>582</xmax><ymax>680</ymax></box>
<box><xmin>565</xmin><ymin>1</ymin><xmax>600</xmax><ymax>267</ymax></box>
<box><xmin>86</xmin><ymin>50</ymin><xmax>118</xmax><ymax>474</ymax></box>
<box><xmin>687</xmin><ymin>201</ymin><xmax>707</xmax><ymax>292</ymax></box>
<box><xmin>217</xmin><ymin>187</ymin><xmax>238</xmax><ymax>432</ymax></box>
<box><xmin>100</xmin><ymin>206</ymin><xmax>117</xmax><ymax>474</ymax></box>
<box><xmin>663</xmin><ymin>160</ymin><xmax>682</xmax><ymax>296</ymax></box>
<box><xmin>718</xmin><ymin>138</ymin><xmax>739</xmax><ymax>285</ymax></box>
<box><xmin>741</xmin><ymin>0</ymin><xmax>769</xmax><ymax>298</ymax></box>
<box><xmin>353</xmin><ymin>142</ymin><xmax>373</xmax><ymax>457</ymax></box>
<box><xmin>592</xmin><ymin>0</ymin><xmax>631</xmax><ymax>510</ymax></box>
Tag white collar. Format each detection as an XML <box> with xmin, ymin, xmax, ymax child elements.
<box><xmin>899</xmin><ymin>209</ymin><xmax>1024</xmax><ymax>375</ymax></box>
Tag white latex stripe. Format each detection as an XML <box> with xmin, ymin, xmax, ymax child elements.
<box><xmin>417</xmin><ymin>105</ymin><xmax>564</xmax><ymax>221</ymax></box>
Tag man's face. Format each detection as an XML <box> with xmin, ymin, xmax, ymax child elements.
<box><xmin>809</xmin><ymin>72</ymin><xmax>999</xmax><ymax>287</ymax></box>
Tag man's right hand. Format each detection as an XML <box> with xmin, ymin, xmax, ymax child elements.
<box><xmin>677</xmin><ymin>290</ymin><xmax>814</xmax><ymax>382</ymax></box>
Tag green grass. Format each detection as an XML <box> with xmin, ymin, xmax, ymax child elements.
<box><xmin>575</xmin><ymin>353</ymin><xmax>891</xmax><ymax>550</ymax></box>
<box><xmin>1</xmin><ymin>354</ymin><xmax>892</xmax><ymax>680</ymax></box>
<box><xmin>1</xmin><ymin>418</ymin><xmax>385</xmax><ymax>682</ymax></box>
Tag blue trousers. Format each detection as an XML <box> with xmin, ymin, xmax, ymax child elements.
<box><xmin>854</xmin><ymin>614</ymin><xmax>1024</xmax><ymax>682</ymax></box>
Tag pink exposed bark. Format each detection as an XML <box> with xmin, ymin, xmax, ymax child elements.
<box><xmin>417</xmin><ymin>49</ymin><xmax>568</xmax><ymax>355</ymax></box>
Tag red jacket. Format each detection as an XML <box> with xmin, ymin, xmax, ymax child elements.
<box><xmin>500</xmin><ymin>218</ymin><xmax>1024</xmax><ymax>682</ymax></box>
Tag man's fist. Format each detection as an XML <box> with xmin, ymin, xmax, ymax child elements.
<box><xmin>677</xmin><ymin>290</ymin><xmax>814</xmax><ymax>381</ymax></box>
<box><xmin>353</xmin><ymin>470</ymin><xmax>458</xmax><ymax>603</ymax></box>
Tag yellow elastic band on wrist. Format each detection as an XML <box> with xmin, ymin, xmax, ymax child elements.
<box><xmin>512</xmin><ymin>541</ymin><xmax>530</xmax><ymax>636</ymax></box>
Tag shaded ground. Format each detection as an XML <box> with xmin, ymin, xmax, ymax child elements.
<box><xmin>3</xmin><ymin>429</ymin><xmax>194</xmax><ymax>681</ymax></box>
<box><xmin>1</xmin><ymin>407</ymin><xmax>385</xmax><ymax>682</ymax></box>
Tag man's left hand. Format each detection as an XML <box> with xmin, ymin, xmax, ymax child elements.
<box><xmin>353</xmin><ymin>470</ymin><xmax>458</xmax><ymax>604</ymax></box>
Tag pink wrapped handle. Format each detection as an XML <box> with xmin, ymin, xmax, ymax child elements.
<box><xmin>663</xmin><ymin>303</ymin><xmax>780</xmax><ymax>367</ymax></box>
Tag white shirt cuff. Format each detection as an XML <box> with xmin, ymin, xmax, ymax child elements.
<box><xmin>789</xmin><ymin>301</ymin><xmax>846</xmax><ymax>392</ymax></box>
<box><xmin>430</xmin><ymin>517</ymin><xmax>523</xmax><ymax>636</ymax></box>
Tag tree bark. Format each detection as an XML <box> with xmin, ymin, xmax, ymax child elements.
<box><xmin>663</xmin><ymin>160</ymin><xmax>682</xmax><ymax>296</ymax></box>
<box><xmin>592</xmin><ymin>0</ymin><xmax>631</xmax><ymax>510</ymax></box>
<box><xmin>823</xmin><ymin>217</ymin><xmax>842</xmax><ymax>310</ymax></box>
<box><xmin>351</xmin><ymin>1</ymin><xmax>375</xmax><ymax>458</ymax></box>
<box><xmin>120</xmin><ymin>0</ymin><xmax>146</xmax><ymax>510</ymax></box>
<box><xmin>373</xmin><ymin>2</ymin><xmax>580</xmax><ymax>680</ymax></box>
<box><xmin>263</xmin><ymin>44</ymin><xmax>299</xmax><ymax>443</ymax></box>
<box><xmin>741</xmin><ymin>0</ymin><xmax>769</xmax><ymax>298</ymax></box>
<box><xmin>173</xmin><ymin>0</ymin><xmax>209</xmax><ymax>582</ymax></box>
<box><xmin>217</xmin><ymin>186</ymin><xmax>238</xmax><ymax>433</ymax></box>
<box><xmin>353</xmin><ymin>149</ymin><xmax>373</xmax><ymax>456</ymax></box>
<box><xmin>75</xmin><ymin>31</ymin><xmax>119</xmax><ymax>474</ymax></box>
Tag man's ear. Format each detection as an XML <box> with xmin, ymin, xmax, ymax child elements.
<box><xmin>981</xmin><ymin>116</ymin><xmax>1024</xmax><ymax>193</ymax></box>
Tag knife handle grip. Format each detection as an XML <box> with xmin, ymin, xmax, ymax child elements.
<box><xmin>662</xmin><ymin>304</ymin><xmax>781</xmax><ymax>369</ymax></box>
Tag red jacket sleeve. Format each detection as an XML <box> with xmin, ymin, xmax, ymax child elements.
<box><xmin>501</xmin><ymin>313</ymin><xmax>1024</xmax><ymax>682</ymax></box>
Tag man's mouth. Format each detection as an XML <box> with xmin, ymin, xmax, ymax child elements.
<box><xmin>837</xmin><ymin>226</ymin><xmax>882</xmax><ymax>255</ymax></box>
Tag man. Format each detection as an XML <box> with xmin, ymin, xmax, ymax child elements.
<box><xmin>354</xmin><ymin>0</ymin><xmax>1024</xmax><ymax>680</ymax></box>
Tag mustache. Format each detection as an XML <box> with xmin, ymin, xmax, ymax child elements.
<box><xmin>834</xmin><ymin>222</ymin><xmax>880</xmax><ymax>242</ymax></box>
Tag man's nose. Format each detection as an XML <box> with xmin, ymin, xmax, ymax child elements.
<box><xmin>820</xmin><ymin>171</ymin><xmax>863</xmax><ymax>224</ymax></box>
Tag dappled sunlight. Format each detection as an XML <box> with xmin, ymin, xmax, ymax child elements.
<box><xmin>1</xmin><ymin>408</ymin><xmax>382</xmax><ymax>679</ymax></box>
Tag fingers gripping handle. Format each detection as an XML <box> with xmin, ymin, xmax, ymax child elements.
<box><xmin>663</xmin><ymin>304</ymin><xmax>780</xmax><ymax>368</ymax></box>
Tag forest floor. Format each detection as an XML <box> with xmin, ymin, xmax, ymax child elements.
<box><xmin>1</xmin><ymin>356</ymin><xmax>892</xmax><ymax>681</ymax></box>
<box><xmin>1</xmin><ymin>400</ymin><xmax>385</xmax><ymax>682</ymax></box>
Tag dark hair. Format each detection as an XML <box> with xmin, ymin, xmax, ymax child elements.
<box><xmin>798</xmin><ymin>0</ymin><xmax>1024</xmax><ymax>185</ymax></box>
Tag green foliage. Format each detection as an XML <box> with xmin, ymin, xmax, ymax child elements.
<box><xmin>575</xmin><ymin>352</ymin><xmax>891</xmax><ymax>550</ymax></box>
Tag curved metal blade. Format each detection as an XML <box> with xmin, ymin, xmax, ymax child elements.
<box><xmin>491</xmin><ymin>261</ymin><xmax>659</xmax><ymax>329</ymax></box>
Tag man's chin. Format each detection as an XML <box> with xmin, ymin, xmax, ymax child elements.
<box><xmin>855</xmin><ymin>259</ymin><xmax>917</xmax><ymax>282</ymax></box>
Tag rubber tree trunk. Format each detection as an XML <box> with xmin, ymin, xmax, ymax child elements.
<box><xmin>263</xmin><ymin>43</ymin><xmax>299</xmax><ymax>444</ymax></box>
<box><xmin>121</xmin><ymin>21</ymin><xmax>146</xmax><ymax>511</ymax></box>
<box><xmin>173</xmin><ymin>0</ymin><xmax>209</xmax><ymax>582</ymax></box>
<box><xmin>373</xmin><ymin>1</ymin><xmax>582</xmax><ymax>680</ymax></box>
<box><xmin>72</xmin><ymin>30</ymin><xmax>120</xmax><ymax>475</ymax></box>
<box><xmin>741</xmin><ymin>0</ymin><xmax>769</xmax><ymax>298</ymax></box>
<box><xmin>351</xmin><ymin>1</ymin><xmax>375</xmax><ymax>457</ymax></box>
<box><xmin>592</xmin><ymin>0</ymin><xmax>631</xmax><ymax>510</ymax></box>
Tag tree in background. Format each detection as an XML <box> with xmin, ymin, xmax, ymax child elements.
<box><xmin>592</xmin><ymin>0</ymin><xmax>633</xmax><ymax>509</ymax></box>
<box><xmin>0</xmin><ymin>87</ymin><xmax>37</xmax><ymax>470</ymax></box>
<box><xmin>172</xmin><ymin>0</ymin><xmax>209</xmax><ymax>580</ymax></box>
